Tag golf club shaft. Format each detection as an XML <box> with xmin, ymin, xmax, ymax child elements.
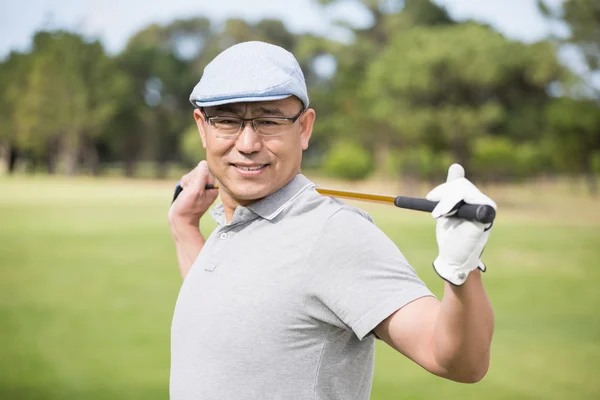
<box><xmin>172</xmin><ymin>183</ymin><xmax>495</xmax><ymax>224</ymax></box>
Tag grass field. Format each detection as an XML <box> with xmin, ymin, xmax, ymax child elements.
<box><xmin>1</xmin><ymin>175</ymin><xmax>599</xmax><ymax>399</ymax></box>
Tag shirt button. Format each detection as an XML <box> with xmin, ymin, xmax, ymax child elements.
<box><xmin>219</xmin><ymin>232</ymin><xmax>228</xmax><ymax>240</ymax></box>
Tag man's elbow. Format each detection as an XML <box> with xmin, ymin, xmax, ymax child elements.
<box><xmin>456</xmin><ymin>364</ymin><xmax>489</xmax><ymax>384</ymax></box>
<box><xmin>444</xmin><ymin>360</ymin><xmax>490</xmax><ymax>384</ymax></box>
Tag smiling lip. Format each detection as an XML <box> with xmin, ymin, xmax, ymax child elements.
<box><xmin>231</xmin><ymin>163</ymin><xmax>269</xmax><ymax>175</ymax></box>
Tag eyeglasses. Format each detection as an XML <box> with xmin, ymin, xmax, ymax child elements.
<box><xmin>200</xmin><ymin>108</ymin><xmax>304</xmax><ymax>138</ymax></box>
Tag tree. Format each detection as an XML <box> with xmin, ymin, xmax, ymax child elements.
<box><xmin>119</xmin><ymin>20</ymin><xmax>206</xmax><ymax>178</ymax></box>
<box><xmin>538</xmin><ymin>0</ymin><xmax>600</xmax><ymax>99</ymax></box>
<box><xmin>12</xmin><ymin>31</ymin><xmax>125</xmax><ymax>175</ymax></box>
<box><xmin>0</xmin><ymin>51</ymin><xmax>31</xmax><ymax>173</ymax></box>
<box><xmin>311</xmin><ymin>0</ymin><xmax>455</xmax><ymax>172</ymax></box>
<box><xmin>361</xmin><ymin>23</ymin><xmax>562</xmax><ymax>176</ymax></box>
<box><xmin>546</xmin><ymin>97</ymin><xmax>600</xmax><ymax>194</ymax></box>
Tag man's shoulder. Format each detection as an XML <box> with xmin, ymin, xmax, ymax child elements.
<box><xmin>284</xmin><ymin>187</ymin><xmax>375</xmax><ymax>227</ymax></box>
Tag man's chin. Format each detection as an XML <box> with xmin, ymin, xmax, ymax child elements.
<box><xmin>228</xmin><ymin>183</ymin><xmax>273</xmax><ymax>203</ymax></box>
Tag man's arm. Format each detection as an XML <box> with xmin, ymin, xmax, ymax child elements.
<box><xmin>169</xmin><ymin>222</ymin><xmax>206</xmax><ymax>279</ymax></box>
<box><xmin>375</xmin><ymin>164</ymin><xmax>496</xmax><ymax>383</ymax></box>
<box><xmin>374</xmin><ymin>270</ymin><xmax>494</xmax><ymax>383</ymax></box>
<box><xmin>168</xmin><ymin>160</ymin><xmax>218</xmax><ymax>279</ymax></box>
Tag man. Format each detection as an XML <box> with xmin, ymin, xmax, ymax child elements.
<box><xmin>168</xmin><ymin>41</ymin><xmax>496</xmax><ymax>400</ymax></box>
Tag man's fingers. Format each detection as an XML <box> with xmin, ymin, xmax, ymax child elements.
<box><xmin>431</xmin><ymin>191</ymin><xmax>463</xmax><ymax>218</ymax></box>
<box><xmin>196</xmin><ymin>161</ymin><xmax>212</xmax><ymax>189</ymax></box>
<box><xmin>425</xmin><ymin>183</ymin><xmax>444</xmax><ymax>202</ymax></box>
<box><xmin>446</xmin><ymin>163</ymin><xmax>465</xmax><ymax>182</ymax></box>
<box><xmin>427</xmin><ymin>173</ymin><xmax>494</xmax><ymax>218</ymax></box>
<box><xmin>179</xmin><ymin>161</ymin><xmax>207</xmax><ymax>193</ymax></box>
<box><xmin>186</xmin><ymin>160</ymin><xmax>215</xmax><ymax>196</ymax></box>
<box><xmin>426</xmin><ymin>165</ymin><xmax>467</xmax><ymax>202</ymax></box>
<box><xmin>463</xmin><ymin>190</ymin><xmax>497</xmax><ymax>209</ymax></box>
<box><xmin>181</xmin><ymin>173</ymin><xmax>190</xmax><ymax>188</ymax></box>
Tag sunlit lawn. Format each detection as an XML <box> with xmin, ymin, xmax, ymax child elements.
<box><xmin>1</xmin><ymin>175</ymin><xmax>599</xmax><ymax>399</ymax></box>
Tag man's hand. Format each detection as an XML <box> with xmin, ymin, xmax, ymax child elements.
<box><xmin>426</xmin><ymin>164</ymin><xmax>497</xmax><ymax>286</ymax></box>
<box><xmin>168</xmin><ymin>161</ymin><xmax>219</xmax><ymax>229</ymax></box>
<box><xmin>168</xmin><ymin>161</ymin><xmax>218</xmax><ymax>279</ymax></box>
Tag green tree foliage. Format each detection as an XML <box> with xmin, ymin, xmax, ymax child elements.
<box><xmin>471</xmin><ymin>137</ymin><xmax>546</xmax><ymax>182</ymax></box>
<box><xmin>119</xmin><ymin>21</ymin><xmax>201</xmax><ymax>178</ymax></box>
<box><xmin>323</xmin><ymin>141</ymin><xmax>373</xmax><ymax>180</ymax></box>
<box><xmin>0</xmin><ymin>4</ymin><xmax>592</xmax><ymax>185</ymax></box>
<box><xmin>179</xmin><ymin>125</ymin><xmax>206</xmax><ymax>168</ymax></box>
<box><xmin>539</xmin><ymin>0</ymin><xmax>600</xmax><ymax>98</ymax></box>
<box><xmin>361</xmin><ymin>23</ymin><xmax>561</xmax><ymax>174</ymax></box>
<box><xmin>388</xmin><ymin>146</ymin><xmax>453</xmax><ymax>183</ymax></box>
<box><xmin>312</xmin><ymin>0</ymin><xmax>455</xmax><ymax>160</ymax></box>
<box><xmin>0</xmin><ymin>51</ymin><xmax>30</xmax><ymax>172</ymax></box>
<box><xmin>10</xmin><ymin>31</ymin><xmax>126</xmax><ymax>175</ymax></box>
<box><xmin>545</xmin><ymin>97</ymin><xmax>600</xmax><ymax>194</ymax></box>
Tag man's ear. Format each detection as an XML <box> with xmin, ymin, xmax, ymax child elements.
<box><xmin>193</xmin><ymin>109</ymin><xmax>208</xmax><ymax>149</ymax></box>
<box><xmin>299</xmin><ymin>108</ymin><xmax>315</xmax><ymax>151</ymax></box>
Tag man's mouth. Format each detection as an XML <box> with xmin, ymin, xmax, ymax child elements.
<box><xmin>231</xmin><ymin>163</ymin><xmax>269</xmax><ymax>171</ymax></box>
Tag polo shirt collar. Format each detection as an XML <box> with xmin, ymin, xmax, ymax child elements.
<box><xmin>210</xmin><ymin>174</ymin><xmax>315</xmax><ymax>225</ymax></box>
<box><xmin>248</xmin><ymin>174</ymin><xmax>315</xmax><ymax>220</ymax></box>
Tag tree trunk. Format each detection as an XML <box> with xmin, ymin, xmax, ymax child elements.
<box><xmin>44</xmin><ymin>137</ymin><xmax>60</xmax><ymax>175</ymax></box>
<box><xmin>46</xmin><ymin>154</ymin><xmax>57</xmax><ymax>175</ymax></box>
<box><xmin>155</xmin><ymin>159</ymin><xmax>168</xmax><ymax>180</ymax></box>
<box><xmin>583</xmin><ymin>155</ymin><xmax>598</xmax><ymax>197</ymax></box>
<box><xmin>8</xmin><ymin>147</ymin><xmax>17</xmax><ymax>174</ymax></box>
<box><xmin>83</xmin><ymin>140</ymin><xmax>101</xmax><ymax>176</ymax></box>
<box><xmin>61</xmin><ymin>133</ymin><xmax>81</xmax><ymax>176</ymax></box>
<box><xmin>124</xmin><ymin>158</ymin><xmax>136</xmax><ymax>178</ymax></box>
<box><xmin>123</xmin><ymin>131</ymin><xmax>141</xmax><ymax>178</ymax></box>
<box><xmin>123</xmin><ymin>141</ymin><xmax>137</xmax><ymax>178</ymax></box>
<box><xmin>0</xmin><ymin>143</ymin><xmax>17</xmax><ymax>174</ymax></box>
<box><xmin>374</xmin><ymin>141</ymin><xmax>391</xmax><ymax>177</ymax></box>
<box><xmin>63</xmin><ymin>148</ymin><xmax>79</xmax><ymax>176</ymax></box>
<box><xmin>452</xmin><ymin>137</ymin><xmax>470</xmax><ymax>174</ymax></box>
<box><xmin>155</xmin><ymin>133</ymin><xmax>170</xmax><ymax>180</ymax></box>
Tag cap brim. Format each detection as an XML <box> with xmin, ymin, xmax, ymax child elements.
<box><xmin>191</xmin><ymin>94</ymin><xmax>293</xmax><ymax>108</ymax></box>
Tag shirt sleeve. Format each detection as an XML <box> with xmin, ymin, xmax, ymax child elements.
<box><xmin>307</xmin><ymin>206</ymin><xmax>436</xmax><ymax>340</ymax></box>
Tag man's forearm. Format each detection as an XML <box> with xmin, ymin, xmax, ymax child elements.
<box><xmin>170</xmin><ymin>222</ymin><xmax>205</xmax><ymax>279</ymax></box>
<box><xmin>433</xmin><ymin>270</ymin><xmax>494</xmax><ymax>382</ymax></box>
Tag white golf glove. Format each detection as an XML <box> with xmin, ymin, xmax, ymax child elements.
<box><xmin>426</xmin><ymin>164</ymin><xmax>497</xmax><ymax>286</ymax></box>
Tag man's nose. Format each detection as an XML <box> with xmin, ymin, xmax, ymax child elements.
<box><xmin>235</xmin><ymin>121</ymin><xmax>263</xmax><ymax>154</ymax></box>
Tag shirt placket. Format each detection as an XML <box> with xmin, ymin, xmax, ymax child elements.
<box><xmin>203</xmin><ymin>207</ymin><xmax>257</xmax><ymax>272</ymax></box>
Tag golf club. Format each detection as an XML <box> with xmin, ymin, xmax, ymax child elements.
<box><xmin>171</xmin><ymin>182</ymin><xmax>495</xmax><ymax>224</ymax></box>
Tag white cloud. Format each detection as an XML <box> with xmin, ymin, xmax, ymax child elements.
<box><xmin>1</xmin><ymin>0</ymin><xmax>566</xmax><ymax>59</ymax></box>
<box><xmin>434</xmin><ymin>0</ymin><xmax>567</xmax><ymax>43</ymax></box>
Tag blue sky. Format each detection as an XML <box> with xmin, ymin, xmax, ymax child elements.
<box><xmin>0</xmin><ymin>0</ymin><xmax>568</xmax><ymax>59</ymax></box>
<box><xmin>4</xmin><ymin>0</ymin><xmax>592</xmax><ymax>85</ymax></box>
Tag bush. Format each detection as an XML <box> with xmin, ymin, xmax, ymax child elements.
<box><xmin>472</xmin><ymin>136</ymin><xmax>546</xmax><ymax>181</ymax></box>
<box><xmin>387</xmin><ymin>146</ymin><xmax>453</xmax><ymax>182</ymax></box>
<box><xmin>592</xmin><ymin>151</ymin><xmax>600</xmax><ymax>175</ymax></box>
<box><xmin>179</xmin><ymin>125</ymin><xmax>206</xmax><ymax>168</ymax></box>
<box><xmin>322</xmin><ymin>141</ymin><xmax>373</xmax><ymax>180</ymax></box>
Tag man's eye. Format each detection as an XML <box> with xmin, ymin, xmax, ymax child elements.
<box><xmin>215</xmin><ymin>119</ymin><xmax>239</xmax><ymax>125</ymax></box>
<box><xmin>258</xmin><ymin>120</ymin><xmax>282</xmax><ymax>126</ymax></box>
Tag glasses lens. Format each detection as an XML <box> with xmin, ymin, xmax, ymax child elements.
<box><xmin>254</xmin><ymin>118</ymin><xmax>290</xmax><ymax>136</ymax></box>
<box><xmin>211</xmin><ymin>118</ymin><xmax>241</xmax><ymax>136</ymax></box>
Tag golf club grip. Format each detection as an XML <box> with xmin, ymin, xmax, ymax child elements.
<box><xmin>172</xmin><ymin>183</ymin><xmax>183</xmax><ymax>203</ymax></box>
<box><xmin>171</xmin><ymin>182</ymin><xmax>217</xmax><ymax>204</ymax></box>
<box><xmin>393</xmin><ymin>196</ymin><xmax>496</xmax><ymax>224</ymax></box>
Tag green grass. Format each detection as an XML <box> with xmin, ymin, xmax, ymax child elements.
<box><xmin>1</xmin><ymin>175</ymin><xmax>599</xmax><ymax>399</ymax></box>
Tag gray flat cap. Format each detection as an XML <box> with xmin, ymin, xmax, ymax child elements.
<box><xmin>189</xmin><ymin>41</ymin><xmax>309</xmax><ymax>109</ymax></box>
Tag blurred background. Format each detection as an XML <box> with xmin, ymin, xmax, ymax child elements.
<box><xmin>0</xmin><ymin>0</ymin><xmax>599</xmax><ymax>399</ymax></box>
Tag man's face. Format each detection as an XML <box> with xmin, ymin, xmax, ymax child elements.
<box><xmin>194</xmin><ymin>96</ymin><xmax>315</xmax><ymax>206</ymax></box>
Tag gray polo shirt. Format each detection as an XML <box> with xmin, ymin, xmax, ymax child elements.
<box><xmin>170</xmin><ymin>174</ymin><xmax>434</xmax><ymax>400</ymax></box>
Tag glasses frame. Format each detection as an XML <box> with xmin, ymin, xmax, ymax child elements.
<box><xmin>199</xmin><ymin>107</ymin><xmax>305</xmax><ymax>137</ymax></box>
